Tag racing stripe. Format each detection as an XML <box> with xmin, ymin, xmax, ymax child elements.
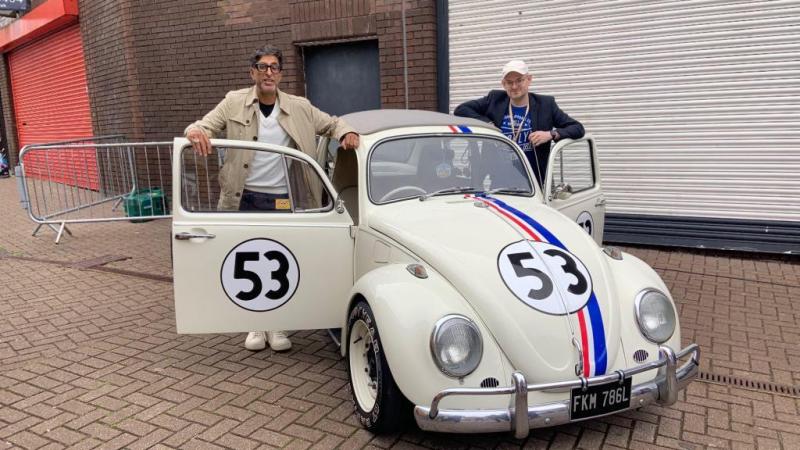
<box><xmin>576</xmin><ymin>309</ymin><xmax>591</xmax><ymax>376</ymax></box>
<box><xmin>586</xmin><ymin>293</ymin><xmax>608</xmax><ymax>374</ymax></box>
<box><xmin>485</xmin><ymin>198</ymin><xmax>565</xmax><ymax>249</ymax></box>
<box><xmin>468</xmin><ymin>195</ymin><xmax>541</xmax><ymax>241</ymax></box>
<box><xmin>483</xmin><ymin>195</ymin><xmax>608</xmax><ymax>376</ymax></box>
<box><xmin>448</xmin><ymin>125</ymin><xmax>459</xmax><ymax>133</ymax></box>
<box><xmin>457</xmin><ymin>125</ymin><xmax>472</xmax><ymax>133</ymax></box>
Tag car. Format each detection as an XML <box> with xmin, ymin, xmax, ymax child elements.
<box><xmin>170</xmin><ymin>109</ymin><xmax>700</xmax><ymax>438</ymax></box>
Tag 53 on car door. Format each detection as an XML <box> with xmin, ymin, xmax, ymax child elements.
<box><xmin>545</xmin><ymin>137</ymin><xmax>606</xmax><ymax>245</ymax></box>
<box><xmin>171</xmin><ymin>138</ymin><xmax>354</xmax><ymax>334</ymax></box>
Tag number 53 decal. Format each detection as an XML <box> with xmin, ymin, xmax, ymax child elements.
<box><xmin>498</xmin><ymin>240</ymin><xmax>592</xmax><ymax>315</ymax></box>
<box><xmin>220</xmin><ymin>239</ymin><xmax>300</xmax><ymax>311</ymax></box>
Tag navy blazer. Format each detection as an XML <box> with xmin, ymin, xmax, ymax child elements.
<box><xmin>454</xmin><ymin>90</ymin><xmax>584</xmax><ymax>142</ymax></box>
<box><xmin>454</xmin><ymin>90</ymin><xmax>585</xmax><ymax>183</ymax></box>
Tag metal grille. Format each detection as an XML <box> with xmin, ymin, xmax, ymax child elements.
<box><xmin>633</xmin><ymin>349</ymin><xmax>649</xmax><ymax>363</ymax></box>
<box><xmin>9</xmin><ymin>24</ymin><xmax>94</xmax><ymax>155</ymax></box>
<box><xmin>698</xmin><ymin>371</ymin><xmax>800</xmax><ymax>398</ymax></box>
<box><xmin>480</xmin><ymin>377</ymin><xmax>500</xmax><ymax>388</ymax></box>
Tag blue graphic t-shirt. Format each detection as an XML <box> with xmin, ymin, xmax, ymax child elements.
<box><xmin>500</xmin><ymin>105</ymin><xmax>533</xmax><ymax>153</ymax></box>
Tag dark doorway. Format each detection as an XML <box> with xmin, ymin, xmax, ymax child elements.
<box><xmin>304</xmin><ymin>40</ymin><xmax>381</xmax><ymax>116</ymax></box>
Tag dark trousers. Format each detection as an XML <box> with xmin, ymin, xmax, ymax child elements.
<box><xmin>239</xmin><ymin>190</ymin><xmax>290</xmax><ymax>211</ymax></box>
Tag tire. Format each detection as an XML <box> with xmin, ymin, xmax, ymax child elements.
<box><xmin>347</xmin><ymin>300</ymin><xmax>409</xmax><ymax>433</ymax></box>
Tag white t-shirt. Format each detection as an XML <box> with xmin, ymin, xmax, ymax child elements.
<box><xmin>244</xmin><ymin>99</ymin><xmax>296</xmax><ymax>194</ymax></box>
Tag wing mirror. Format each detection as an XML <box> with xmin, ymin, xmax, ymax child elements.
<box><xmin>551</xmin><ymin>183</ymin><xmax>573</xmax><ymax>200</ymax></box>
<box><xmin>335</xmin><ymin>196</ymin><xmax>346</xmax><ymax>214</ymax></box>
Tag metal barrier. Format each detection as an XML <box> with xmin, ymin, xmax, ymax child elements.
<box><xmin>17</xmin><ymin>137</ymin><xmax>175</xmax><ymax>243</ymax></box>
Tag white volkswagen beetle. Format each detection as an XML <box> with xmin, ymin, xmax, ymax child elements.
<box><xmin>171</xmin><ymin>110</ymin><xmax>700</xmax><ymax>438</ymax></box>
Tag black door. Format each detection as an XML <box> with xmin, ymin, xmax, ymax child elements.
<box><xmin>304</xmin><ymin>40</ymin><xmax>381</xmax><ymax>116</ymax></box>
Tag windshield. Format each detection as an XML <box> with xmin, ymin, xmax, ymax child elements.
<box><xmin>368</xmin><ymin>135</ymin><xmax>534</xmax><ymax>204</ymax></box>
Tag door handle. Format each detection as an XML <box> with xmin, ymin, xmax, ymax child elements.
<box><xmin>175</xmin><ymin>231</ymin><xmax>216</xmax><ymax>240</ymax></box>
<box><xmin>595</xmin><ymin>198</ymin><xmax>607</xmax><ymax>207</ymax></box>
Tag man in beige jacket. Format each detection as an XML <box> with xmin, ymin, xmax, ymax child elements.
<box><xmin>185</xmin><ymin>44</ymin><xmax>359</xmax><ymax>352</ymax></box>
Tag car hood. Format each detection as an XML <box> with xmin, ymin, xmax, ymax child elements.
<box><xmin>369</xmin><ymin>195</ymin><xmax>621</xmax><ymax>382</ymax></box>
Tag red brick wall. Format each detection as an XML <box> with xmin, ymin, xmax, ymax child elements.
<box><xmin>86</xmin><ymin>0</ymin><xmax>438</xmax><ymax>141</ymax></box>
<box><xmin>1</xmin><ymin>0</ymin><xmax>438</xmax><ymax>163</ymax></box>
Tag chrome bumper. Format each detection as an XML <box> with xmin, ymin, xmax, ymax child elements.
<box><xmin>414</xmin><ymin>344</ymin><xmax>700</xmax><ymax>439</ymax></box>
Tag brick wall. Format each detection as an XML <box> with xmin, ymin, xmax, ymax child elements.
<box><xmin>1</xmin><ymin>0</ymin><xmax>438</xmax><ymax>172</ymax></box>
<box><xmin>87</xmin><ymin>0</ymin><xmax>438</xmax><ymax>141</ymax></box>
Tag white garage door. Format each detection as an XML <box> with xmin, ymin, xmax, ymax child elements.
<box><xmin>449</xmin><ymin>0</ymin><xmax>800</xmax><ymax>233</ymax></box>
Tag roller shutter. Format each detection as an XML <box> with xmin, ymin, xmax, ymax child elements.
<box><xmin>9</xmin><ymin>24</ymin><xmax>96</xmax><ymax>189</ymax></box>
<box><xmin>448</xmin><ymin>0</ymin><xmax>800</xmax><ymax>251</ymax></box>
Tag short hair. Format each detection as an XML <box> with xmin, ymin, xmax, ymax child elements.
<box><xmin>249</xmin><ymin>45</ymin><xmax>283</xmax><ymax>68</ymax></box>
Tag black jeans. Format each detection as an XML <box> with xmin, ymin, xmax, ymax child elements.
<box><xmin>238</xmin><ymin>190</ymin><xmax>290</xmax><ymax>211</ymax></box>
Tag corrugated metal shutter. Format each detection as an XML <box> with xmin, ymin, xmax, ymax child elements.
<box><xmin>9</xmin><ymin>24</ymin><xmax>97</xmax><ymax>189</ymax></box>
<box><xmin>449</xmin><ymin>0</ymin><xmax>800</xmax><ymax>223</ymax></box>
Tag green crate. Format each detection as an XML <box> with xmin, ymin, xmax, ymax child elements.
<box><xmin>123</xmin><ymin>188</ymin><xmax>167</xmax><ymax>218</ymax></box>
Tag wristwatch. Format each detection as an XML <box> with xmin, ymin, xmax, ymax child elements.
<box><xmin>550</xmin><ymin>130</ymin><xmax>559</xmax><ymax>140</ymax></box>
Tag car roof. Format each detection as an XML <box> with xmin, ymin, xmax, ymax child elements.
<box><xmin>340</xmin><ymin>109</ymin><xmax>497</xmax><ymax>135</ymax></box>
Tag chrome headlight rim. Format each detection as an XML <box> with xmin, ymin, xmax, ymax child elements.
<box><xmin>634</xmin><ymin>288</ymin><xmax>677</xmax><ymax>344</ymax></box>
<box><xmin>429</xmin><ymin>314</ymin><xmax>483</xmax><ymax>378</ymax></box>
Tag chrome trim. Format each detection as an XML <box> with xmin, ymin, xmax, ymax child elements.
<box><xmin>174</xmin><ymin>232</ymin><xmax>216</xmax><ymax>240</ymax></box>
<box><xmin>415</xmin><ymin>343</ymin><xmax>699</xmax><ymax>438</ymax></box>
<box><xmin>429</xmin><ymin>315</ymin><xmax>483</xmax><ymax>378</ymax></box>
<box><xmin>406</xmin><ymin>263</ymin><xmax>429</xmax><ymax>279</ymax></box>
<box><xmin>634</xmin><ymin>289</ymin><xmax>676</xmax><ymax>343</ymax></box>
<box><xmin>602</xmin><ymin>246</ymin><xmax>623</xmax><ymax>260</ymax></box>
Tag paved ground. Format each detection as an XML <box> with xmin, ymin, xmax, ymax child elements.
<box><xmin>1</xmin><ymin>176</ymin><xmax>799</xmax><ymax>449</ymax></box>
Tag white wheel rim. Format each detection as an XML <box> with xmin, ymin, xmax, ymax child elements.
<box><xmin>349</xmin><ymin>319</ymin><xmax>378</xmax><ymax>412</ymax></box>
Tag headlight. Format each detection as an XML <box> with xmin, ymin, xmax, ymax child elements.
<box><xmin>430</xmin><ymin>315</ymin><xmax>483</xmax><ymax>378</ymax></box>
<box><xmin>635</xmin><ymin>289</ymin><xmax>677</xmax><ymax>343</ymax></box>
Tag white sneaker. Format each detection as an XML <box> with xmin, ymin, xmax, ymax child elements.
<box><xmin>267</xmin><ymin>330</ymin><xmax>292</xmax><ymax>352</ymax></box>
<box><xmin>244</xmin><ymin>331</ymin><xmax>267</xmax><ymax>351</ymax></box>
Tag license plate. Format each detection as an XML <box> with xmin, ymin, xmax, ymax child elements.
<box><xmin>570</xmin><ymin>377</ymin><xmax>632</xmax><ymax>420</ymax></box>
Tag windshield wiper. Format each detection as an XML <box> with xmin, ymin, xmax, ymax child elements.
<box><xmin>485</xmin><ymin>187</ymin><xmax>530</xmax><ymax>195</ymax></box>
<box><xmin>419</xmin><ymin>186</ymin><xmax>479</xmax><ymax>201</ymax></box>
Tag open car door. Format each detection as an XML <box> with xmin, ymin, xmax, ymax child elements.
<box><xmin>545</xmin><ymin>136</ymin><xmax>606</xmax><ymax>245</ymax></box>
<box><xmin>171</xmin><ymin>138</ymin><xmax>354</xmax><ymax>333</ymax></box>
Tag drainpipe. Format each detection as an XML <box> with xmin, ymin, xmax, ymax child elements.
<box><xmin>436</xmin><ymin>0</ymin><xmax>449</xmax><ymax>113</ymax></box>
<box><xmin>401</xmin><ymin>0</ymin><xmax>409</xmax><ymax>109</ymax></box>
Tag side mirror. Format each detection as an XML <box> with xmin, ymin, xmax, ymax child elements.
<box><xmin>551</xmin><ymin>183</ymin><xmax>573</xmax><ymax>201</ymax></box>
<box><xmin>335</xmin><ymin>196</ymin><xmax>346</xmax><ymax>214</ymax></box>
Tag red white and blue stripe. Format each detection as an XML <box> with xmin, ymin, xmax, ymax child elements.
<box><xmin>448</xmin><ymin>125</ymin><xmax>473</xmax><ymax>134</ymax></box>
<box><xmin>469</xmin><ymin>194</ymin><xmax>608</xmax><ymax>377</ymax></box>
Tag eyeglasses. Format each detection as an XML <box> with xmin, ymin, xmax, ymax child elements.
<box><xmin>253</xmin><ymin>63</ymin><xmax>282</xmax><ymax>73</ymax></box>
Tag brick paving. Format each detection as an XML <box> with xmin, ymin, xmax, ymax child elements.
<box><xmin>1</xmin><ymin>176</ymin><xmax>799</xmax><ymax>449</ymax></box>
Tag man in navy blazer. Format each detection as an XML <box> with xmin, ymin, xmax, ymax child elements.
<box><xmin>454</xmin><ymin>60</ymin><xmax>584</xmax><ymax>188</ymax></box>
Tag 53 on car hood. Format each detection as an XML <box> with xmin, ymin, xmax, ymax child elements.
<box><xmin>369</xmin><ymin>195</ymin><xmax>623</xmax><ymax>382</ymax></box>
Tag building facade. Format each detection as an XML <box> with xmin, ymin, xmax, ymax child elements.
<box><xmin>2</xmin><ymin>0</ymin><xmax>798</xmax><ymax>253</ymax></box>
<box><xmin>0</xmin><ymin>0</ymin><xmax>439</xmax><ymax>164</ymax></box>
<box><xmin>446</xmin><ymin>0</ymin><xmax>800</xmax><ymax>253</ymax></box>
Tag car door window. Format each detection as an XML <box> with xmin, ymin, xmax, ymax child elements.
<box><xmin>180</xmin><ymin>147</ymin><xmax>332</xmax><ymax>213</ymax></box>
<box><xmin>549</xmin><ymin>140</ymin><xmax>595</xmax><ymax>195</ymax></box>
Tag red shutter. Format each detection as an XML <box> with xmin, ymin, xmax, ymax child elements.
<box><xmin>9</xmin><ymin>24</ymin><xmax>97</xmax><ymax>189</ymax></box>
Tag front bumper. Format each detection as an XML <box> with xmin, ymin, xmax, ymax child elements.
<box><xmin>414</xmin><ymin>344</ymin><xmax>700</xmax><ymax>439</ymax></box>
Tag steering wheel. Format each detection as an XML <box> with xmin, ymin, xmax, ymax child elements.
<box><xmin>379</xmin><ymin>185</ymin><xmax>427</xmax><ymax>202</ymax></box>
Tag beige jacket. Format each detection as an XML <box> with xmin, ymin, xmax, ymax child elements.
<box><xmin>185</xmin><ymin>86</ymin><xmax>355</xmax><ymax>210</ymax></box>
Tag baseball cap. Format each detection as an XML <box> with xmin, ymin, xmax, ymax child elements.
<box><xmin>501</xmin><ymin>60</ymin><xmax>529</xmax><ymax>78</ymax></box>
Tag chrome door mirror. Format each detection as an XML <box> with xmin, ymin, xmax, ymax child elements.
<box><xmin>552</xmin><ymin>183</ymin><xmax>573</xmax><ymax>200</ymax></box>
<box><xmin>335</xmin><ymin>196</ymin><xmax>346</xmax><ymax>214</ymax></box>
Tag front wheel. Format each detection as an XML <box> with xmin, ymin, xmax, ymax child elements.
<box><xmin>347</xmin><ymin>301</ymin><xmax>409</xmax><ymax>433</ymax></box>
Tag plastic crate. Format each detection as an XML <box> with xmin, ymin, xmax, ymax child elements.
<box><xmin>123</xmin><ymin>188</ymin><xmax>167</xmax><ymax>218</ymax></box>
